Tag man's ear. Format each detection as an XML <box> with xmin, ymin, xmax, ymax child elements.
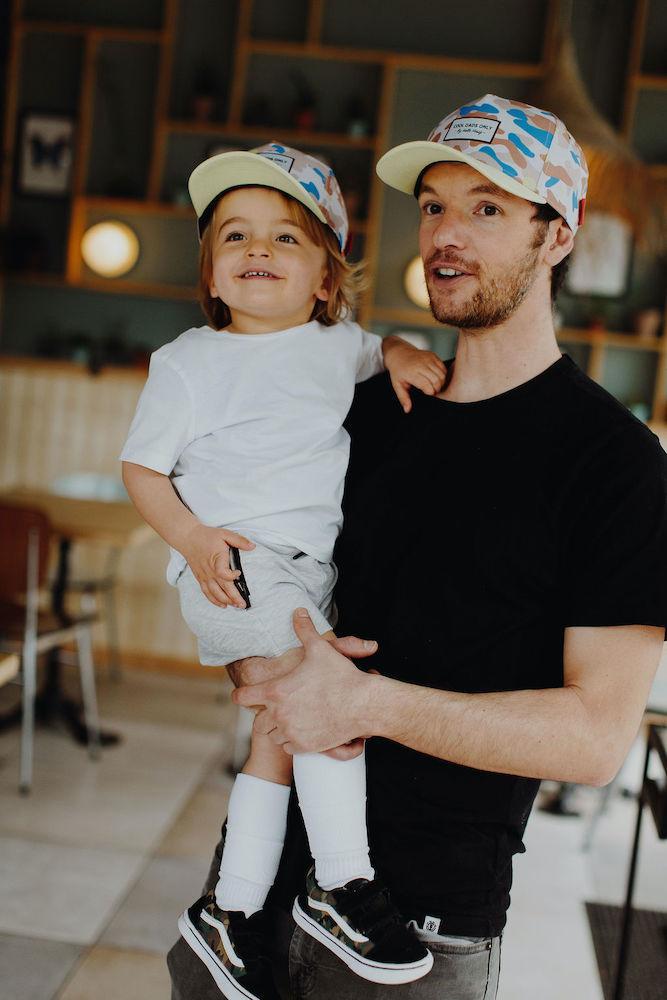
<box><xmin>544</xmin><ymin>219</ymin><xmax>574</xmax><ymax>267</ymax></box>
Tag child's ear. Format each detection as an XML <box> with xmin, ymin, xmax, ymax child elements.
<box><xmin>316</xmin><ymin>268</ymin><xmax>331</xmax><ymax>302</ymax></box>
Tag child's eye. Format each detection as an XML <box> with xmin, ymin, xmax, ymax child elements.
<box><xmin>277</xmin><ymin>233</ymin><xmax>297</xmax><ymax>243</ymax></box>
<box><xmin>225</xmin><ymin>231</ymin><xmax>245</xmax><ymax>242</ymax></box>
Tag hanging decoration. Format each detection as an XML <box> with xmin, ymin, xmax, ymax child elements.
<box><xmin>531</xmin><ymin>20</ymin><xmax>665</xmax><ymax>254</ymax></box>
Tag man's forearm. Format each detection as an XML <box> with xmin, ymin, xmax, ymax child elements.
<box><xmin>363</xmin><ymin>676</ymin><xmax>620</xmax><ymax>787</ymax></box>
<box><xmin>238</xmin><ymin>615</ymin><xmax>660</xmax><ymax>780</ymax></box>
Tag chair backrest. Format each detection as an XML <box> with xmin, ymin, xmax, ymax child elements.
<box><xmin>0</xmin><ymin>504</ymin><xmax>52</xmax><ymax>599</ymax></box>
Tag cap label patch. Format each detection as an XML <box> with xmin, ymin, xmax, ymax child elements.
<box><xmin>259</xmin><ymin>151</ymin><xmax>295</xmax><ymax>173</ymax></box>
<box><xmin>444</xmin><ymin>117</ymin><xmax>500</xmax><ymax>144</ymax></box>
<box><xmin>423</xmin><ymin>916</ymin><xmax>442</xmax><ymax>933</ymax></box>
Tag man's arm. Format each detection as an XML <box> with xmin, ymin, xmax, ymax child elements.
<box><xmin>234</xmin><ymin>609</ymin><xmax>664</xmax><ymax>787</ymax></box>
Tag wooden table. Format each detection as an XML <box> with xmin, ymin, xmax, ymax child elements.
<box><xmin>0</xmin><ymin>486</ymin><xmax>153</xmax><ymax>549</ymax></box>
<box><xmin>0</xmin><ymin>486</ymin><xmax>153</xmax><ymax>743</ymax></box>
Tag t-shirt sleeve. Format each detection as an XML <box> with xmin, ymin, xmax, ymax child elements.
<box><xmin>119</xmin><ymin>353</ymin><xmax>195</xmax><ymax>475</ymax></box>
<box><xmin>561</xmin><ymin>428</ymin><xmax>667</xmax><ymax>631</ymax></box>
<box><xmin>355</xmin><ymin>328</ymin><xmax>385</xmax><ymax>383</ymax></box>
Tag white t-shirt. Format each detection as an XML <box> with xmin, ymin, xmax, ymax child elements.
<box><xmin>120</xmin><ymin>320</ymin><xmax>384</xmax><ymax>585</ymax></box>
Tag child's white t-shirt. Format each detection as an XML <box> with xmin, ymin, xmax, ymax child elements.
<box><xmin>120</xmin><ymin>319</ymin><xmax>384</xmax><ymax>585</ymax></box>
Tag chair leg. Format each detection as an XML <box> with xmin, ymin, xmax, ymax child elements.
<box><xmin>103</xmin><ymin>586</ymin><xmax>122</xmax><ymax>682</ymax></box>
<box><xmin>75</xmin><ymin>624</ymin><xmax>101</xmax><ymax>760</ymax></box>
<box><xmin>19</xmin><ymin>641</ymin><xmax>38</xmax><ymax>794</ymax></box>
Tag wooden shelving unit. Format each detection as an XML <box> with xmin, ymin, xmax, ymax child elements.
<box><xmin>1</xmin><ymin>0</ymin><xmax>666</xmax><ymax>417</ymax></box>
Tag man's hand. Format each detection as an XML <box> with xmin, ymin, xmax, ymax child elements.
<box><xmin>226</xmin><ymin>632</ymin><xmax>378</xmax><ymax>688</ymax></box>
<box><xmin>181</xmin><ymin>523</ymin><xmax>255</xmax><ymax>608</ymax></box>
<box><xmin>382</xmin><ymin>335</ymin><xmax>446</xmax><ymax>413</ymax></box>
<box><xmin>232</xmin><ymin>609</ymin><xmax>378</xmax><ymax>756</ymax></box>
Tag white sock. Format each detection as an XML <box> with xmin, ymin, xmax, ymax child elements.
<box><xmin>293</xmin><ymin>750</ymin><xmax>375</xmax><ymax>890</ymax></box>
<box><xmin>215</xmin><ymin>773</ymin><xmax>291</xmax><ymax>917</ymax></box>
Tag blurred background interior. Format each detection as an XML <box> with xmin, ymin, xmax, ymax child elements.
<box><xmin>0</xmin><ymin>1</ymin><xmax>666</xmax><ymax>998</ymax></box>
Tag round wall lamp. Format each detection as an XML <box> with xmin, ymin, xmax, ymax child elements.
<box><xmin>403</xmin><ymin>255</ymin><xmax>430</xmax><ymax>310</ymax></box>
<box><xmin>81</xmin><ymin>221</ymin><xmax>140</xmax><ymax>278</ymax></box>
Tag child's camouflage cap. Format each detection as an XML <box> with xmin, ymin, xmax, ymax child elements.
<box><xmin>188</xmin><ymin>142</ymin><xmax>349</xmax><ymax>251</ymax></box>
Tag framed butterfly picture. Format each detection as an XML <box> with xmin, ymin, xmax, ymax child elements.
<box><xmin>17</xmin><ymin>111</ymin><xmax>75</xmax><ymax>198</ymax></box>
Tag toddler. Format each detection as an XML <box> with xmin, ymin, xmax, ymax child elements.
<box><xmin>121</xmin><ymin>143</ymin><xmax>445</xmax><ymax>1000</ymax></box>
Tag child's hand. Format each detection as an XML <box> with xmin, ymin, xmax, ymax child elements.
<box><xmin>182</xmin><ymin>523</ymin><xmax>255</xmax><ymax>608</ymax></box>
<box><xmin>382</xmin><ymin>336</ymin><xmax>446</xmax><ymax>413</ymax></box>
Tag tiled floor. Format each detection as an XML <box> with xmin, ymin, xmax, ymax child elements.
<box><xmin>0</xmin><ymin>668</ymin><xmax>665</xmax><ymax>1000</ymax></box>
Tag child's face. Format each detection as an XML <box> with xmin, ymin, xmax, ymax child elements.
<box><xmin>208</xmin><ymin>187</ymin><xmax>329</xmax><ymax>333</ymax></box>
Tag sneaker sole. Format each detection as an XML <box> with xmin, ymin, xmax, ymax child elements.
<box><xmin>178</xmin><ymin>909</ymin><xmax>260</xmax><ymax>1000</ymax></box>
<box><xmin>292</xmin><ymin>896</ymin><xmax>434</xmax><ymax>985</ymax></box>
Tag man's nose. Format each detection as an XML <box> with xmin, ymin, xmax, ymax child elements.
<box><xmin>430</xmin><ymin>212</ymin><xmax>466</xmax><ymax>251</ymax></box>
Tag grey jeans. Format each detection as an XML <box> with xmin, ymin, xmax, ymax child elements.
<box><xmin>167</xmin><ymin>831</ymin><xmax>501</xmax><ymax>1000</ymax></box>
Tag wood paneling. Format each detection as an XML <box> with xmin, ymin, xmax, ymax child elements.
<box><xmin>0</xmin><ymin>358</ymin><xmax>199</xmax><ymax>667</ymax></box>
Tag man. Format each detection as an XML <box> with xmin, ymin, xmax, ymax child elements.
<box><xmin>169</xmin><ymin>95</ymin><xmax>667</xmax><ymax>999</ymax></box>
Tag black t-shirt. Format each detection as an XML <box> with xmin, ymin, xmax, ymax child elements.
<box><xmin>271</xmin><ymin>354</ymin><xmax>667</xmax><ymax>936</ymax></box>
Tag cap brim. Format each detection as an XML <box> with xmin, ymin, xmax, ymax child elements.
<box><xmin>188</xmin><ymin>150</ymin><xmax>328</xmax><ymax>239</ymax></box>
<box><xmin>376</xmin><ymin>141</ymin><xmax>546</xmax><ymax>205</ymax></box>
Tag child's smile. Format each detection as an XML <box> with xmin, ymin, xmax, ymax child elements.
<box><xmin>237</xmin><ymin>268</ymin><xmax>281</xmax><ymax>280</ymax></box>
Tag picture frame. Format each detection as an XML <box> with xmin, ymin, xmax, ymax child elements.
<box><xmin>566</xmin><ymin>211</ymin><xmax>633</xmax><ymax>298</ymax></box>
<box><xmin>16</xmin><ymin>111</ymin><xmax>75</xmax><ymax>198</ymax></box>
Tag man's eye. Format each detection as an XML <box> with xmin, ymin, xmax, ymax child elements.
<box><xmin>479</xmin><ymin>205</ymin><xmax>500</xmax><ymax>217</ymax></box>
<box><xmin>422</xmin><ymin>203</ymin><xmax>441</xmax><ymax>216</ymax></box>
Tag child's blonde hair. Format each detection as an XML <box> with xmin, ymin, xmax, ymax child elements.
<box><xmin>198</xmin><ymin>189</ymin><xmax>366</xmax><ymax>330</ymax></box>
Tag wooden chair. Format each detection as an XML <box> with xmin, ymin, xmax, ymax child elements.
<box><xmin>51</xmin><ymin>473</ymin><xmax>127</xmax><ymax>680</ymax></box>
<box><xmin>0</xmin><ymin>503</ymin><xmax>101</xmax><ymax>793</ymax></box>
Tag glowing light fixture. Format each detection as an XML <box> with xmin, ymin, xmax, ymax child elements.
<box><xmin>81</xmin><ymin>221</ymin><xmax>140</xmax><ymax>278</ymax></box>
<box><xmin>403</xmin><ymin>255</ymin><xmax>430</xmax><ymax>310</ymax></box>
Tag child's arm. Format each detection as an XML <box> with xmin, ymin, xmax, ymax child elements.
<box><xmin>122</xmin><ymin>461</ymin><xmax>254</xmax><ymax>609</ymax></box>
<box><xmin>382</xmin><ymin>335</ymin><xmax>447</xmax><ymax>414</ymax></box>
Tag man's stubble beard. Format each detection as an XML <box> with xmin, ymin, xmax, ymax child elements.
<box><xmin>427</xmin><ymin>228</ymin><xmax>546</xmax><ymax>331</ymax></box>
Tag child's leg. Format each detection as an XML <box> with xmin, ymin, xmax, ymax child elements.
<box><xmin>215</xmin><ymin>728</ymin><xmax>292</xmax><ymax>916</ymax></box>
<box><xmin>291</xmin><ymin>630</ymin><xmax>375</xmax><ymax>890</ymax></box>
<box><xmin>293</xmin><ymin>750</ymin><xmax>374</xmax><ymax>889</ymax></box>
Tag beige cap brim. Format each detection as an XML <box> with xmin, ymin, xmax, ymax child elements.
<box><xmin>376</xmin><ymin>141</ymin><xmax>547</xmax><ymax>205</ymax></box>
<box><xmin>188</xmin><ymin>150</ymin><xmax>328</xmax><ymax>235</ymax></box>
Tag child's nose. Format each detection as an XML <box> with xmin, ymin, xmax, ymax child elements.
<box><xmin>246</xmin><ymin>237</ymin><xmax>271</xmax><ymax>256</ymax></box>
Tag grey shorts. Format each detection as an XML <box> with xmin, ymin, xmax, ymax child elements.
<box><xmin>176</xmin><ymin>541</ymin><xmax>337</xmax><ymax>667</ymax></box>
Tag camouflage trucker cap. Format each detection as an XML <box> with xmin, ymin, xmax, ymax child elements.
<box><xmin>376</xmin><ymin>94</ymin><xmax>588</xmax><ymax>233</ymax></box>
<box><xmin>188</xmin><ymin>142</ymin><xmax>349</xmax><ymax>251</ymax></box>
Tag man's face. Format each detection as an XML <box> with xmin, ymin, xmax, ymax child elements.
<box><xmin>417</xmin><ymin>162</ymin><xmax>551</xmax><ymax>329</ymax></box>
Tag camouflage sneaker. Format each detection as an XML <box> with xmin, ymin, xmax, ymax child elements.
<box><xmin>292</xmin><ymin>867</ymin><xmax>433</xmax><ymax>985</ymax></box>
<box><xmin>178</xmin><ymin>891</ymin><xmax>280</xmax><ymax>1000</ymax></box>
